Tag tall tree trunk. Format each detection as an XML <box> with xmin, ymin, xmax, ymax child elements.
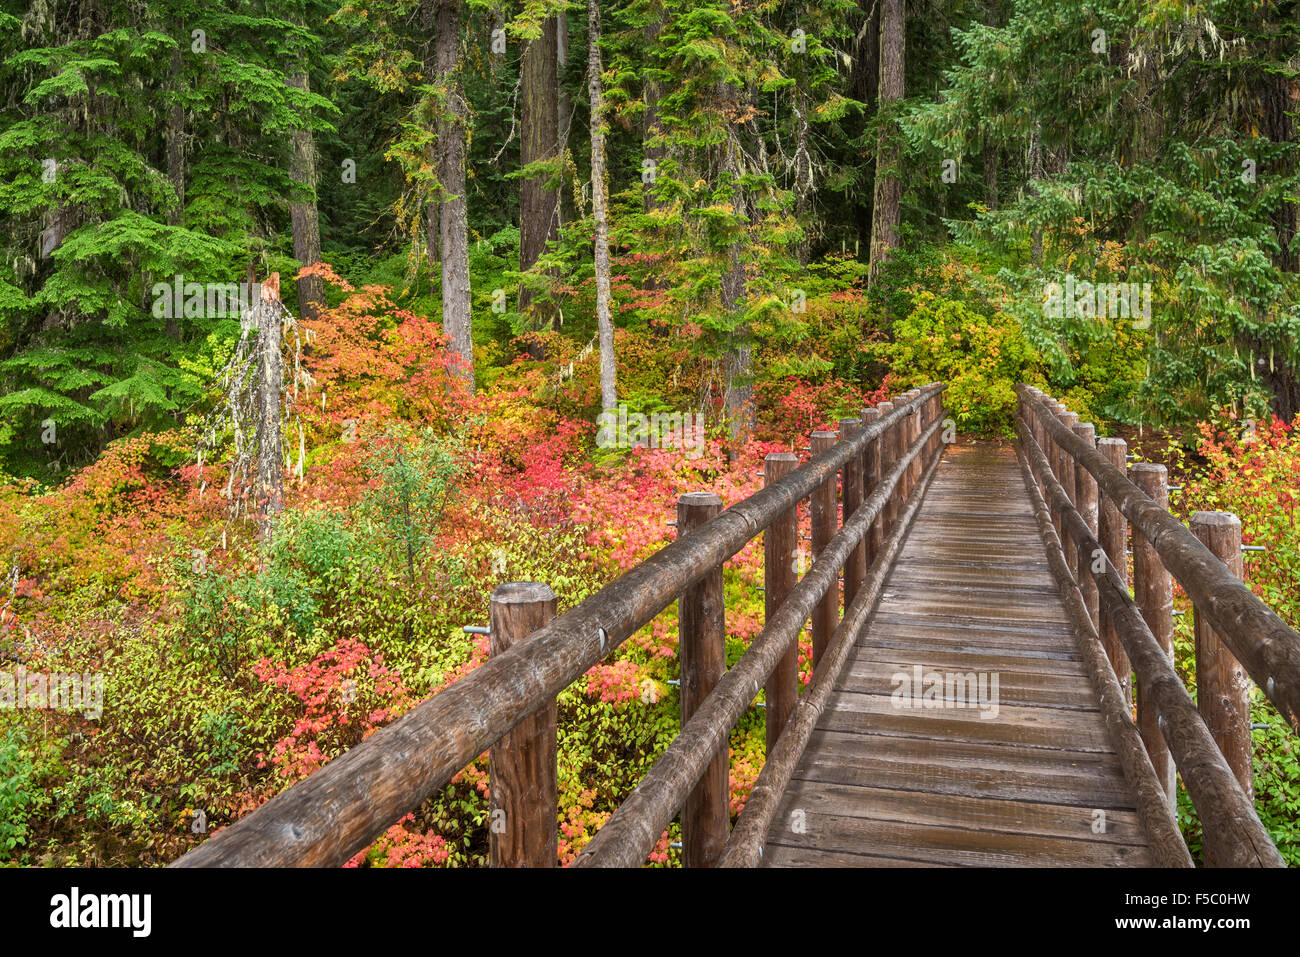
<box><xmin>793</xmin><ymin>94</ymin><xmax>813</xmax><ymax>266</ymax></box>
<box><xmin>981</xmin><ymin>0</ymin><xmax>1000</xmax><ymax>210</ymax></box>
<box><xmin>426</xmin><ymin>196</ymin><xmax>441</xmax><ymax>271</ymax></box>
<box><xmin>519</xmin><ymin>17</ymin><xmax>560</xmax><ymax>325</ymax></box>
<box><xmin>436</xmin><ymin>0</ymin><xmax>473</xmax><ymax>383</ymax></box>
<box><xmin>867</xmin><ymin>0</ymin><xmax>904</xmax><ymax>284</ymax></box>
<box><xmin>255</xmin><ymin>282</ymin><xmax>285</xmax><ymax>537</ymax></box>
<box><xmin>983</xmin><ymin>137</ymin><xmax>999</xmax><ymax>209</ymax></box>
<box><xmin>423</xmin><ymin>0</ymin><xmax>440</xmax><ymax>274</ymax></box>
<box><xmin>557</xmin><ymin>12</ymin><xmax>574</xmax><ymax>229</ymax></box>
<box><xmin>166</xmin><ymin>46</ymin><xmax>185</xmax><ymax>227</ymax></box>
<box><xmin>1259</xmin><ymin>69</ymin><xmax>1299</xmax><ymax>419</ymax></box>
<box><xmin>722</xmin><ymin>235</ymin><xmax>753</xmax><ymax>447</ymax></box>
<box><xmin>851</xmin><ymin>0</ymin><xmax>880</xmax><ymax>254</ymax></box>
<box><xmin>721</xmin><ymin>127</ymin><xmax>753</xmax><ymax>445</ymax></box>
<box><xmin>850</xmin><ymin>0</ymin><xmax>881</xmax><ymax>105</ymax></box>
<box><xmin>287</xmin><ymin>72</ymin><xmax>324</xmax><ymax>321</ymax></box>
<box><xmin>588</xmin><ymin>0</ymin><xmax>616</xmax><ymax>412</ymax></box>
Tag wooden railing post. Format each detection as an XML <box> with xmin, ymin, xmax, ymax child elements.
<box><xmin>810</xmin><ymin>430</ymin><xmax>839</xmax><ymax>669</ymax></box>
<box><xmin>1131</xmin><ymin>463</ymin><xmax>1176</xmax><ymax>806</ymax></box>
<box><xmin>840</xmin><ymin>418</ymin><xmax>866</xmax><ymax>608</ymax></box>
<box><xmin>1073</xmin><ymin>422</ymin><xmax>1100</xmax><ymax>629</ymax></box>
<box><xmin>929</xmin><ymin>388</ymin><xmax>944</xmax><ymax>461</ymax></box>
<box><xmin>1035</xmin><ymin>394</ymin><xmax>1050</xmax><ymax>484</ymax></box>
<box><xmin>895</xmin><ymin>391</ymin><xmax>913</xmax><ymax>500</ymax></box>
<box><xmin>906</xmin><ymin>391</ymin><xmax>922</xmax><ymax>495</ymax></box>
<box><xmin>1097</xmin><ymin>436</ymin><xmax>1131</xmax><ymax>705</ymax></box>
<box><xmin>1041</xmin><ymin>399</ymin><xmax>1058</xmax><ymax>521</ymax></box>
<box><xmin>1039</xmin><ymin>397</ymin><xmax>1058</xmax><ymax>497</ymax></box>
<box><xmin>1056</xmin><ymin>410</ymin><xmax>1079</xmax><ymax>577</ymax></box>
<box><xmin>1020</xmin><ymin>390</ymin><xmax>1037</xmax><ymax>479</ymax></box>
<box><xmin>1030</xmin><ymin>391</ymin><xmax>1045</xmax><ymax>460</ymax></box>
<box><xmin>489</xmin><ymin>582</ymin><xmax>559</xmax><ymax>868</ymax></box>
<box><xmin>862</xmin><ymin>407</ymin><xmax>883</xmax><ymax>565</ymax></box>
<box><xmin>677</xmin><ymin>492</ymin><xmax>728</xmax><ymax>867</ymax></box>
<box><xmin>1191</xmin><ymin>511</ymin><xmax>1253</xmax><ymax>806</ymax></box>
<box><xmin>764</xmin><ymin>453</ymin><xmax>799</xmax><ymax>755</ymax></box>
<box><xmin>877</xmin><ymin>401</ymin><xmax>897</xmax><ymax>534</ymax></box>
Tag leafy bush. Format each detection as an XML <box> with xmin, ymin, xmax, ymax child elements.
<box><xmin>1170</xmin><ymin>416</ymin><xmax>1300</xmax><ymax>864</ymax></box>
<box><xmin>871</xmin><ymin>292</ymin><xmax>1040</xmax><ymax>435</ymax></box>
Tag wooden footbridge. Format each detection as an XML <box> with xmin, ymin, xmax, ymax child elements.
<box><xmin>175</xmin><ymin>383</ymin><xmax>1300</xmax><ymax>868</ymax></box>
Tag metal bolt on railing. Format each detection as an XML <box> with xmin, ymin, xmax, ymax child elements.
<box><xmin>1251</xmin><ymin>723</ymin><xmax>1269</xmax><ymax>731</ymax></box>
<box><xmin>1242</xmin><ymin>545</ymin><xmax>1267</xmax><ymax>553</ymax></box>
<box><xmin>463</xmin><ymin>625</ymin><xmax>490</xmax><ymax>636</ymax></box>
<box><xmin>665</xmin><ymin>679</ymin><xmax>680</xmax><ymax>687</ymax></box>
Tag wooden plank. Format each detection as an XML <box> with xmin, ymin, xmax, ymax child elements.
<box><xmin>875</xmin><ymin>593</ymin><xmax>1073</xmax><ymax>622</ymax></box>
<box><xmin>794</xmin><ymin>749</ymin><xmax>1136</xmax><ymax>809</ymax></box>
<box><xmin>870</xmin><ymin>612</ymin><xmax>1075</xmax><ymax>638</ymax></box>
<box><xmin>857</xmin><ymin>635</ymin><xmax>1083</xmax><ymax>663</ymax></box>
<box><xmin>840</xmin><ymin>662</ymin><xmax>1099</xmax><ymax>711</ymax></box>
<box><xmin>853</xmin><ymin>645</ymin><xmax>1089</xmax><ymax>676</ymax></box>
<box><xmin>761</xmin><ymin>843</ymin><xmax>953</xmax><ymax>868</ymax></box>
<box><xmin>816</xmin><ymin>691</ymin><xmax>1116</xmax><ymax>751</ymax></box>
<box><xmin>885</xmin><ymin>574</ymin><xmax>1059</xmax><ymax>597</ymax></box>
<box><xmin>792</xmin><ymin>731</ymin><xmax>1137</xmax><ymax>807</ymax></box>
<box><xmin>862</xmin><ymin>622</ymin><xmax>1079</xmax><ymax>651</ymax></box>
<box><xmin>777</xmin><ymin>779</ymin><xmax>1148</xmax><ymax>846</ymax></box>
<box><xmin>765</xmin><ymin>809</ymin><xmax>1153</xmax><ymax>867</ymax></box>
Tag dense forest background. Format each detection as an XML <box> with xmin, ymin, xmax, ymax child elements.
<box><xmin>0</xmin><ymin>0</ymin><xmax>1297</xmax><ymax>866</ymax></box>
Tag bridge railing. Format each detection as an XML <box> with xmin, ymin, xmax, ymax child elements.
<box><xmin>1016</xmin><ymin>384</ymin><xmax>1299</xmax><ymax>867</ymax></box>
<box><xmin>172</xmin><ymin>383</ymin><xmax>949</xmax><ymax>868</ymax></box>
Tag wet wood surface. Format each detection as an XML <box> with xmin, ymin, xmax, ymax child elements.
<box><xmin>764</xmin><ymin>441</ymin><xmax>1153</xmax><ymax>867</ymax></box>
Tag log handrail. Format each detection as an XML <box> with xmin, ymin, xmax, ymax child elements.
<box><xmin>172</xmin><ymin>384</ymin><xmax>947</xmax><ymax>868</ymax></box>
<box><xmin>1013</xmin><ymin>425</ymin><xmax>1193</xmax><ymax>868</ymax></box>
<box><xmin>573</xmin><ymin>408</ymin><xmax>945</xmax><ymax>866</ymax></box>
<box><xmin>1017</xmin><ymin>386</ymin><xmax>1300</xmax><ymax>732</ymax></box>
<box><xmin>1016</xmin><ymin>387</ymin><xmax>1289</xmax><ymax>867</ymax></box>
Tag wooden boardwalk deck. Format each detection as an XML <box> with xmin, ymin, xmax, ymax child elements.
<box><xmin>764</xmin><ymin>440</ymin><xmax>1154</xmax><ymax>867</ymax></box>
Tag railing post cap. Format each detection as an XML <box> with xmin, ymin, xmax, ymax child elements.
<box><xmin>1191</xmin><ymin>510</ymin><xmax>1241</xmax><ymax>529</ymax></box>
<box><xmin>877</xmin><ymin>401</ymin><xmax>895</xmax><ymax>410</ymax></box>
<box><xmin>764</xmin><ymin>451</ymin><xmax>798</xmax><ymax>462</ymax></box>
<box><xmin>1097</xmin><ymin>436</ymin><xmax>1126</xmax><ymax>447</ymax></box>
<box><xmin>862</xmin><ymin>407</ymin><xmax>881</xmax><ymax>420</ymax></box>
<box><xmin>840</xmin><ymin>416</ymin><xmax>862</xmax><ymax>428</ymax></box>
<box><xmin>490</xmin><ymin>581</ymin><xmax>557</xmax><ymax>604</ymax></box>
<box><xmin>810</xmin><ymin>429</ymin><xmax>837</xmax><ymax>439</ymax></box>
<box><xmin>678</xmin><ymin>491</ymin><xmax>723</xmax><ymax>507</ymax></box>
<box><xmin>1129</xmin><ymin>462</ymin><xmax>1167</xmax><ymax>477</ymax></box>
